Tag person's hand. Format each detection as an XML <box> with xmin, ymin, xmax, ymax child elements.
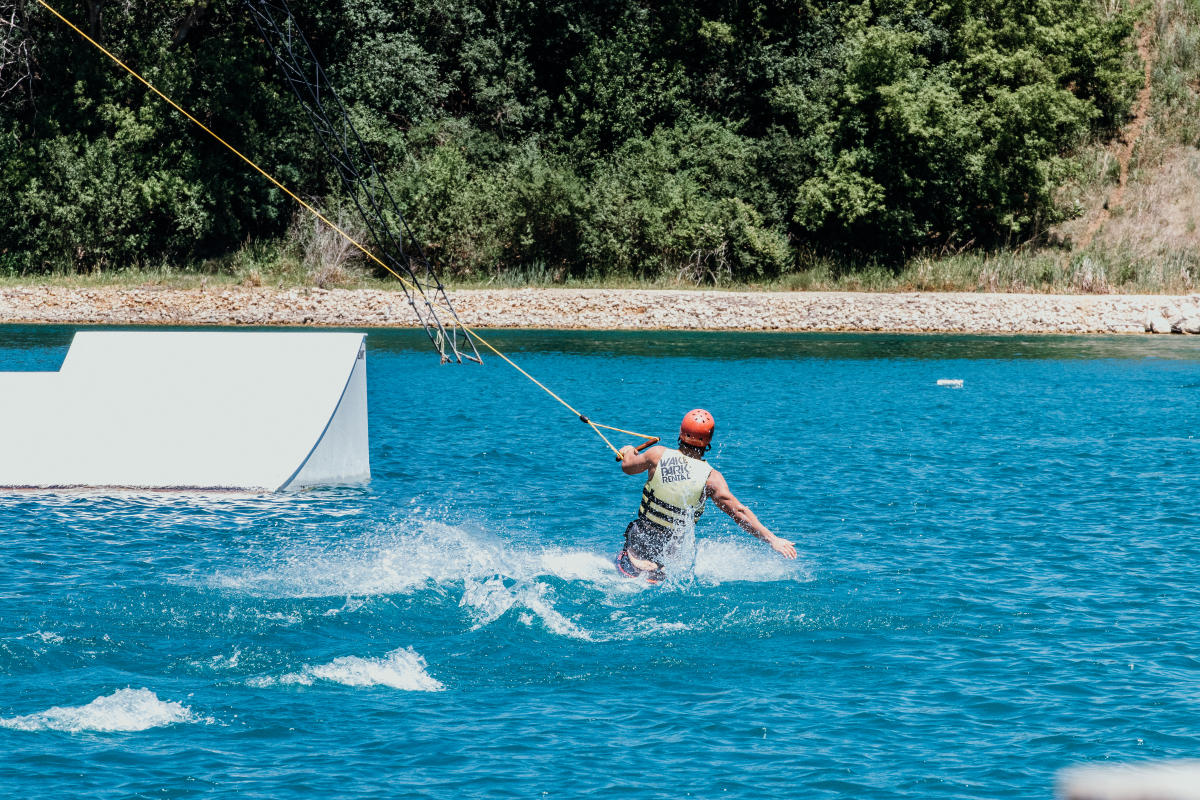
<box><xmin>618</xmin><ymin>445</ymin><xmax>637</xmax><ymax>462</ymax></box>
<box><xmin>768</xmin><ymin>535</ymin><xmax>797</xmax><ymax>559</ymax></box>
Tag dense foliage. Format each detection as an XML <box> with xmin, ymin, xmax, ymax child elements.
<box><xmin>0</xmin><ymin>0</ymin><xmax>1139</xmax><ymax>278</ymax></box>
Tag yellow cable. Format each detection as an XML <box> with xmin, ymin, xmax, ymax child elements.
<box><xmin>34</xmin><ymin>0</ymin><xmax>423</xmax><ymax>293</ymax></box>
<box><xmin>591</xmin><ymin>422</ymin><xmax>657</xmax><ymax>439</ymax></box>
<box><xmin>38</xmin><ymin>0</ymin><xmax>654</xmax><ymax>458</ymax></box>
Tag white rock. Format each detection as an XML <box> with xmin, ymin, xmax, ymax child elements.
<box><xmin>1149</xmin><ymin>312</ymin><xmax>1174</xmax><ymax>333</ymax></box>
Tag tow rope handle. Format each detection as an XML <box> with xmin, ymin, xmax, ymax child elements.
<box><xmin>615</xmin><ymin>437</ymin><xmax>660</xmax><ymax>461</ymax></box>
<box><xmin>578</xmin><ymin>415</ymin><xmax>658</xmax><ymax>461</ymax></box>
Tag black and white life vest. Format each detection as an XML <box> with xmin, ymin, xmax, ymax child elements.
<box><xmin>637</xmin><ymin>448</ymin><xmax>713</xmax><ymax>531</ymax></box>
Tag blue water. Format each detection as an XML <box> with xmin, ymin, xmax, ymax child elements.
<box><xmin>2</xmin><ymin>326</ymin><xmax>1200</xmax><ymax>798</ymax></box>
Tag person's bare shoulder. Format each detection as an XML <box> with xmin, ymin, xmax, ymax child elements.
<box><xmin>705</xmin><ymin>467</ymin><xmax>733</xmax><ymax>500</ymax></box>
<box><xmin>645</xmin><ymin>445</ymin><xmax>667</xmax><ymax>463</ymax></box>
<box><xmin>642</xmin><ymin>445</ymin><xmax>668</xmax><ymax>476</ymax></box>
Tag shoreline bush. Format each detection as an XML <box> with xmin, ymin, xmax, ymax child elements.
<box><xmin>0</xmin><ymin>1</ymin><xmax>1141</xmax><ymax>284</ymax></box>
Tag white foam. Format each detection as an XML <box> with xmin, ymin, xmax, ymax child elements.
<box><xmin>322</xmin><ymin>597</ymin><xmax>368</xmax><ymax>617</ymax></box>
<box><xmin>608</xmin><ymin>611</ymin><xmax>693</xmax><ymax>637</ymax></box>
<box><xmin>457</xmin><ymin>575</ymin><xmax>685</xmax><ymax>641</ymax></box>
<box><xmin>195</xmin><ymin>648</ymin><xmax>241</xmax><ymax>671</ymax></box>
<box><xmin>515</xmin><ymin>584</ymin><xmax>594</xmax><ymax>640</ymax></box>
<box><xmin>0</xmin><ymin>688</ymin><xmax>201</xmax><ymax>733</ymax></box>
<box><xmin>461</xmin><ymin>576</ymin><xmax>594</xmax><ymax>640</ymax></box>
<box><xmin>250</xmin><ymin>646</ymin><xmax>443</xmax><ymax>692</ymax></box>
<box><xmin>460</xmin><ymin>576</ymin><xmax>519</xmax><ymax>628</ymax></box>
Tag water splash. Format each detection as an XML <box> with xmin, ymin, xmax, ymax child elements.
<box><xmin>202</xmin><ymin>517</ymin><xmax>808</xmax><ymax>643</ymax></box>
<box><xmin>207</xmin><ymin>518</ymin><xmax>805</xmax><ymax>598</ymax></box>
<box><xmin>694</xmin><ymin>537</ymin><xmax>812</xmax><ymax>585</ymax></box>
<box><xmin>208</xmin><ymin>520</ymin><xmax>511</xmax><ymax>598</ymax></box>
<box><xmin>248</xmin><ymin>646</ymin><xmax>443</xmax><ymax>691</ymax></box>
<box><xmin>0</xmin><ymin>688</ymin><xmax>202</xmax><ymax>733</ymax></box>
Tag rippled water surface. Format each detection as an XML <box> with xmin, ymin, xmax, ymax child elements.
<box><xmin>2</xmin><ymin>325</ymin><xmax>1200</xmax><ymax>798</ymax></box>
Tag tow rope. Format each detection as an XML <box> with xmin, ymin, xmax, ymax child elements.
<box><xmin>36</xmin><ymin>0</ymin><xmax>657</xmax><ymax>460</ymax></box>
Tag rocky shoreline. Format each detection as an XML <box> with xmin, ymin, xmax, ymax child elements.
<box><xmin>1</xmin><ymin>286</ymin><xmax>1198</xmax><ymax>334</ymax></box>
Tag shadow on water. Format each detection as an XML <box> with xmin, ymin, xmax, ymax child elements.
<box><xmin>365</xmin><ymin>328</ymin><xmax>1200</xmax><ymax>362</ymax></box>
<box><xmin>5</xmin><ymin>323</ymin><xmax>1200</xmax><ymax>364</ymax></box>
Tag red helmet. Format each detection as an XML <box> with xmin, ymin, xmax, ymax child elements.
<box><xmin>679</xmin><ymin>408</ymin><xmax>715</xmax><ymax>448</ymax></box>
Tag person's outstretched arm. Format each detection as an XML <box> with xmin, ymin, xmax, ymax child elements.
<box><xmin>706</xmin><ymin>469</ymin><xmax>796</xmax><ymax>559</ymax></box>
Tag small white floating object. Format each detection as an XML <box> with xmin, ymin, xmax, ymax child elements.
<box><xmin>936</xmin><ymin>378</ymin><xmax>964</xmax><ymax>388</ymax></box>
<box><xmin>0</xmin><ymin>331</ymin><xmax>369</xmax><ymax>491</ymax></box>
<box><xmin>1058</xmin><ymin>759</ymin><xmax>1200</xmax><ymax>800</ymax></box>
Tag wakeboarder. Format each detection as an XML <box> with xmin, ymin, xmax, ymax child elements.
<box><xmin>615</xmin><ymin>409</ymin><xmax>796</xmax><ymax>583</ymax></box>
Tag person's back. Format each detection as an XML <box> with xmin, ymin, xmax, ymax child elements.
<box><xmin>615</xmin><ymin>409</ymin><xmax>796</xmax><ymax>583</ymax></box>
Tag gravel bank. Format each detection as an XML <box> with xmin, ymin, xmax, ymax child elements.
<box><xmin>0</xmin><ymin>286</ymin><xmax>1195</xmax><ymax>333</ymax></box>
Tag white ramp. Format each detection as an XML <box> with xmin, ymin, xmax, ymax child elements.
<box><xmin>0</xmin><ymin>331</ymin><xmax>369</xmax><ymax>491</ymax></box>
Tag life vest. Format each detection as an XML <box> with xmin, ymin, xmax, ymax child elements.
<box><xmin>637</xmin><ymin>448</ymin><xmax>713</xmax><ymax>532</ymax></box>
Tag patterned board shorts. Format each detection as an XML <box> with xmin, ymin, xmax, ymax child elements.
<box><xmin>615</xmin><ymin>547</ymin><xmax>665</xmax><ymax>584</ymax></box>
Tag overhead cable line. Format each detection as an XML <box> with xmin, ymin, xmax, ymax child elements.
<box><xmin>35</xmin><ymin>0</ymin><xmax>657</xmax><ymax>458</ymax></box>
<box><xmin>241</xmin><ymin>0</ymin><xmax>479</xmax><ymax>365</ymax></box>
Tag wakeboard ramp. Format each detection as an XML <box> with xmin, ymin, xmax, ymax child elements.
<box><xmin>0</xmin><ymin>331</ymin><xmax>369</xmax><ymax>491</ymax></box>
